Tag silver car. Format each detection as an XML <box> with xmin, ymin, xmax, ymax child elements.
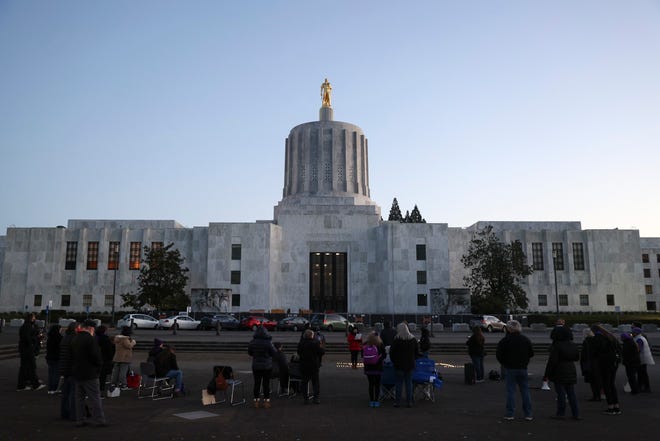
<box><xmin>470</xmin><ymin>315</ymin><xmax>507</xmax><ymax>332</ymax></box>
<box><xmin>158</xmin><ymin>314</ymin><xmax>201</xmax><ymax>330</ymax></box>
<box><xmin>117</xmin><ymin>313</ymin><xmax>159</xmax><ymax>329</ymax></box>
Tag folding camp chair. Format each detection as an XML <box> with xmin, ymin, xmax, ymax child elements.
<box><xmin>412</xmin><ymin>357</ymin><xmax>442</xmax><ymax>402</ymax></box>
<box><xmin>380</xmin><ymin>361</ymin><xmax>396</xmax><ymax>402</ymax></box>
<box><xmin>213</xmin><ymin>366</ymin><xmax>246</xmax><ymax>406</ymax></box>
<box><xmin>137</xmin><ymin>362</ymin><xmax>174</xmax><ymax>400</ymax></box>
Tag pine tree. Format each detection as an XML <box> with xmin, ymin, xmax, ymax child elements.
<box><xmin>409</xmin><ymin>205</ymin><xmax>426</xmax><ymax>223</ymax></box>
<box><xmin>403</xmin><ymin>210</ymin><xmax>411</xmax><ymax>223</ymax></box>
<box><xmin>388</xmin><ymin>198</ymin><xmax>403</xmax><ymax>221</ymax></box>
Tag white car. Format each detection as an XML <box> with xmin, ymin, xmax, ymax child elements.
<box><xmin>158</xmin><ymin>315</ymin><xmax>201</xmax><ymax>330</ymax></box>
<box><xmin>117</xmin><ymin>313</ymin><xmax>159</xmax><ymax>329</ymax></box>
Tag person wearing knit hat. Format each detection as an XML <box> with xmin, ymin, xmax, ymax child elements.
<box><xmin>632</xmin><ymin>327</ymin><xmax>655</xmax><ymax>393</ymax></box>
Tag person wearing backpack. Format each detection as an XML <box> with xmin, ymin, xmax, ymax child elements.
<box><xmin>591</xmin><ymin>324</ymin><xmax>621</xmax><ymax>415</ymax></box>
<box><xmin>362</xmin><ymin>332</ymin><xmax>385</xmax><ymax>407</ymax></box>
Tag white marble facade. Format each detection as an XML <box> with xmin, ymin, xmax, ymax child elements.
<box><xmin>0</xmin><ymin>103</ymin><xmax>657</xmax><ymax>314</ymax></box>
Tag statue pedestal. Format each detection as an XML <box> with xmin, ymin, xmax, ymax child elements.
<box><xmin>319</xmin><ymin>107</ymin><xmax>333</xmax><ymax>121</ymax></box>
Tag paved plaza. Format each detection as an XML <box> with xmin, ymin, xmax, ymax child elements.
<box><xmin>0</xmin><ymin>328</ymin><xmax>658</xmax><ymax>441</ymax></box>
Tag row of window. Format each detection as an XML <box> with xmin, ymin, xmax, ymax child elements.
<box><xmin>536</xmin><ymin>293</ymin><xmax>616</xmax><ymax>307</ymax></box>
<box><xmin>531</xmin><ymin>242</ymin><xmax>585</xmax><ymax>271</ymax></box>
<box><xmin>643</xmin><ymin>268</ymin><xmax>660</xmax><ymax>278</ymax></box>
<box><xmin>34</xmin><ymin>292</ymin><xmax>243</xmax><ymax>308</ymax></box>
<box><xmin>65</xmin><ymin>241</ymin><xmax>163</xmax><ymax>271</ymax></box>
<box><xmin>641</xmin><ymin>253</ymin><xmax>660</xmax><ymax>263</ymax></box>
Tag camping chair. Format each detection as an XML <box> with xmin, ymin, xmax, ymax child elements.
<box><xmin>380</xmin><ymin>361</ymin><xmax>396</xmax><ymax>402</ymax></box>
<box><xmin>137</xmin><ymin>362</ymin><xmax>173</xmax><ymax>400</ymax></box>
<box><xmin>212</xmin><ymin>366</ymin><xmax>246</xmax><ymax>406</ymax></box>
<box><xmin>412</xmin><ymin>357</ymin><xmax>442</xmax><ymax>403</ymax></box>
<box><xmin>285</xmin><ymin>356</ymin><xmax>309</xmax><ymax>398</ymax></box>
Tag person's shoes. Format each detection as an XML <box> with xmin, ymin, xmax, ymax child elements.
<box><xmin>611</xmin><ymin>408</ymin><xmax>622</xmax><ymax>415</ymax></box>
<box><xmin>33</xmin><ymin>383</ymin><xmax>46</xmax><ymax>391</ymax></box>
<box><xmin>120</xmin><ymin>386</ymin><xmax>130</xmax><ymax>391</ymax></box>
<box><xmin>524</xmin><ymin>416</ymin><xmax>533</xmax><ymax>421</ymax></box>
<box><xmin>602</xmin><ymin>408</ymin><xmax>621</xmax><ymax>415</ymax></box>
<box><xmin>369</xmin><ymin>401</ymin><xmax>375</xmax><ymax>407</ymax></box>
<box><xmin>503</xmin><ymin>416</ymin><xmax>514</xmax><ymax>421</ymax></box>
<box><xmin>263</xmin><ymin>399</ymin><xmax>271</xmax><ymax>409</ymax></box>
<box><xmin>253</xmin><ymin>399</ymin><xmax>261</xmax><ymax>408</ymax></box>
<box><xmin>313</xmin><ymin>397</ymin><xmax>321</xmax><ymax>404</ymax></box>
<box><xmin>475</xmin><ymin>379</ymin><xmax>485</xmax><ymax>383</ymax></box>
<box><xmin>374</xmin><ymin>401</ymin><xmax>381</xmax><ymax>407</ymax></box>
<box><xmin>16</xmin><ymin>387</ymin><xmax>30</xmax><ymax>391</ymax></box>
<box><xmin>48</xmin><ymin>390</ymin><xmax>58</xmax><ymax>395</ymax></box>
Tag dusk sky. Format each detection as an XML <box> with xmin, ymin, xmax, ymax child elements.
<box><xmin>2</xmin><ymin>1</ymin><xmax>659</xmax><ymax>237</ymax></box>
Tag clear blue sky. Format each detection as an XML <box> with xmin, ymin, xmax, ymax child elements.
<box><xmin>2</xmin><ymin>1</ymin><xmax>659</xmax><ymax>237</ymax></box>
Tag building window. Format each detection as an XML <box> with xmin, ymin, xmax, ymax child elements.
<box><xmin>538</xmin><ymin>295</ymin><xmax>547</xmax><ymax>306</ymax></box>
<box><xmin>532</xmin><ymin>243</ymin><xmax>544</xmax><ymax>270</ymax></box>
<box><xmin>65</xmin><ymin>242</ymin><xmax>77</xmax><ymax>270</ymax></box>
<box><xmin>105</xmin><ymin>294</ymin><xmax>114</xmax><ymax>308</ymax></box>
<box><xmin>108</xmin><ymin>241</ymin><xmax>120</xmax><ymax>270</ymax></box>
<box><xmin>572</xmin><ymin>243</ymin><xmax>585</xmax><ymax>271</ymax></box>
<box><xmin>61</xmin><ymin>294</ymin><xmax>71</xmax><ymax>307</ymax></box>
<box><xmin>416</xmin><ymin>244</ymin><xmax>426</xmax><ymax>261</ymax></box>
<box><xmin>644</xmin><ymin>268</ymin><xmax>651</xmax><ymax>278</ymax></box>
<box><xmin>646</xmin><ymin>285</ymin><xmax>654</xmax><ymax>295</ymax></box>
<box><xmin>34</xmin><ymin>295</ymin><xmax>42</xmax><ymax>307</ymax></box>
<box><xmin>559</xmin><ymin>295</ymin><xmax>568</xmax><ymax>306</ymax></box>
<box><xmin>647</xmin><ymin>301</ymin><xmax>657</xmax><ymax>311</ymax></box>
<box><xmin>83</xmin><ymin>294</ymin><xmax>92</xmax><ymax>307</ymax></box>
<box><xmin>87</xmin><ymin>242</ymin><xmax>99</xmax><ymax>270</ymax></box>
<box><xmin>151</xmin><ymin>242</ymin><xmax>163</xmax><ymax>251</ymax></box>
<box><xmin>232</xmin><ymin>294</ymin><xmax>240</xmax><ymax>307</ymax></box>
<box><xmin>129</xmin><ymin>242</ymin><xmax>141</xmax><ymax>270</ymax></box>
<box><xmin>416</xmin><ymin>271</ymin><xmax>427</xmax><ymax>285</ymax></box>
<box><xmin>231</xmin><ymin>271</ymin><xmax>241</xmax><ymax>284</ymax></box>
<box><xmin>552</xmin><ymin>243</ymin><xmax>564</xmax><ymax>271</ymax></box>
<box><xmin>417</xmin><ymin>294</ymin><xmax>428</xmax><ymax>306</ymax></box>
<box><xmin>657</xmin><ymin>254</ymin><xmax>660</xmax><ymax>263</ymax></box>
<box><xmin>606</xmin><ymin>294</ymin><xmax>615</xmax><ymax>306</ymax></box>
<box><xmin>642</xmin><ymin>253</ymin><xmax>650</xmax><ymax>263</ymax></box>
<box><xmin>231</xmin><ymin>244</ymin><xmax>242</xmax><ymax>260</ymax></box>
<box><xmin>579</xmin><ymin>295</ymin><xmax>589</xmax><ymax>306</ymax></box>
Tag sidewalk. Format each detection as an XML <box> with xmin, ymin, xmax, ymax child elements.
<box><xmin>0</xmin><ymin>350</ymin><xmax>657</xmax><ymax>441</ymax></box>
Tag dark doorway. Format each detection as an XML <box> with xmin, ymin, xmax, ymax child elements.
<box><xmin>309</xmin><ymin>252</ymin><xmax>347</xmax><ymax>312</ymax></box>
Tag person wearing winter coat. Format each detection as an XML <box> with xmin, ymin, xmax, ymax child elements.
<box><xmin>380</xmin><ymin>321</ymin><xmax>396</xmax><ymax>348</ymax></box>
<box><xmin>59</xmin><ymin>322</ymin><xmax>79</xmax><ymax>420</ymax></box>
<box><xmin>297</xmin><ymin>329</ymin><xmax>325</xmax><ymax>404</ymax></box>
<box><xmin>248</xmin><ymin>325</ymin><xmax>277</xmax><ymax>408</ymax></box>
<box><xmin>347</xmin><ymin>326</ymin><xmax>362</xmax><ymax>369</ymax></box>
<box><xmin>580</xmin><ymin>328</ymin><xmax>602</xmax><ymax>401</ymax></box>
<box><xmin>389</xmin><ymin>322</ymin><xmax>420</xmax><ymax>408</ymax></box>
<box><xmin>362</xmin><ymin>332</ymin><xmax>385</xmax><ymax>407</ymax></box>
<box><xmin>496</xmin><ymin>320</ymin><xmax>534</xmax><ymax>420</ymax></box>
<box><xmin>46</xmin><ymin>324</ymin><xmax>63</xmax><ymax>393</ymax></box>
<box><xmin>155</xmin><ymin>344</ymin><xmax>184</xmax><ymax>396</ymax></box>
<box><xmin>466</xmin><ymin>326</ymin><xmax>486</xmax><ymax>382</ymax></box>
<box><xmin>621</xmin><ymin>332</ymin><xmax>640</xmax><ymax>395</ymax></box>
<box><xmin>632</xmin><ymin>327</ymin><xmax>655</xmax><ymax>393</ymax></box>
<box><xmin>544</xmin><ymin>326</ymin><xmax>580</xmax><ymax>419</ymax></box>
<box><xmin>109</xmin><ymin>326</ymin><xmax>136</xmax><ymax>392</ymax></box>
<box><xmin>419</xmin><ymin>327</ymin><xmax>431</xmax><ymax>357</ymax></box>
<box><xmin>591</xmin><ymin>324</ymin><xmax>621</xmax><ymax>415</ymax></box>
<box><xmin>95</xmin><ymin>325</ymin><xmax>114</xmax><ymax>393</ymax></box>
<box><xmin>17</xmin><ymin>313</ymin><xmax>44</xmax><ymax>391</ymax></box>
<box><xmin>71</xmin><ymin>320</ymin><xmax>106</xmax><ymax>427</ymax></box>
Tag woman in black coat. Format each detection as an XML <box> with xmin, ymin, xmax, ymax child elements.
<box><xmin>247</xmin><ymin>326</ymin><xmax>276</xmax><ymax>408</ymax></box>
<box><xmin>591</xmin><ymin>324</ymin><xmax>622</xmax><ymax>415</ymax></box>
<box><xmin>544</xmin><ymin>326</ymin><xmax>580</xmax><ymax>419</ymax></box>
<box><xmin>46</xmin><ymin>324</ymin><xmax>63</xmax><ymax>393</ymax></box>
<box><xmin>621</xmin><ymin>332</ymin><xmax>640</xmax><ymax>394</ymax></box>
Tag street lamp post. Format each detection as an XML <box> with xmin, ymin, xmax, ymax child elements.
<box><xmin>552</xmin><ymin>249</ymin><xmax>559</xmax><ymax>319</ymax></box>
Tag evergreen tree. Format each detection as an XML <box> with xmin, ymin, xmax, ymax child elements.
<box><xmin>388</xmin><ymin>198</ymin><xmax>403</xmax><ymax>221</ymax></box>
<box><xmin>460</xmin><ymin>225</ymin><xmax>533</xmax><ymax>313</ymax></box>
<box><xmin>403</xmin><ymin>210</ymin><xmax>411</xmax><ymax>223</ymax></box>
<box><xmin>409</xmin><ymin>205</ymin><xmax>426</xmax><ymax>223</ymax></box>
<box><xmin>121</xmin><ymin>243</ymin><xmax>190</xmax><ymax>312</ymax></box>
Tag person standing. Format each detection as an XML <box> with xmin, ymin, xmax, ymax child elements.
<box><xmin>632</xmin><ymin>327</ymin><xmax>655</xmax><ymax>393</ymax></box>
<box><xmin>347</xmin><ymin>326</ymin><xmax>362</xmax><ymax>369</ymax></box>
<box><xmin>621</xmin><ymin>332</ymin><xmax>640</xmax><ymax>395</ymax></box>
<box><xmin>380</xmin><ymin>321</ymin><xmax>396</xmax><ymax>348</ymax></box>
<box><xmin>109</xmin><ymin>326</ymin><xmax>136</xmax><ymax>392</ymax></box>
<box><xmin>17</xmin><ymin>313</ymin><xmax>45</xmax><ymax>391</ymax></box>
<box><xmin>389</xmin><ymin>322</ymin><xmax>420</xmax><ymax>408</ymax></box>
<box><xmin>95</xmin><ymin>325</ymin><xmax>114</xmax><ymax>393</ymax></box>
<box><xmin>362</xmin><ymin>332</ymin><xmax>385</xmax><ymax>407</ymax></box>
<box><xmin>467</xmin><ymin>326</ymin><xmax>486</xmax><ymax>383</ymax></box>
<box><xmin>419</xmin><ymin>327</ymin><xmax>431</xmax><ymax>357</ymax></box>
<box><xmin>591</xmin><ymin>324</ymin><xmax>621</xmax><ymax>415</ymax></box>
<box><xmin>71</xmin><ymin>320</ymin><xmax>106</xmax><ymax>427</ymax></box>
<box><xmin>544</xmin><ymin>326</ymin><xmax>580</xmax><ymax>420</ymax></box>
<box><xmin>496</xmin><ymin>320</ymin><xmax>534</xmax><ymax>421</ymax></box>
<box><xmin>59</xmin><ymin>322</ymin><xmax>79</xmax><ymax>420</ymax></box>
<box><xmin>46</xmin><ymin>324</ymin><xmax>63</xmax><ymax>394</ymax></box>
<box><xmin>248</xmin><ymin>326</ymin><xmax>277</xmax><ymax>408</ymax></box>
<box><xmin>297</xmin><ymin>329</ymin><xmax>325</xmax><ymax>404</ymax></box>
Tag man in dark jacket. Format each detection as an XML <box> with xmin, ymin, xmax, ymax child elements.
<box><xmin>380</xmin><ymin>321</ymin><xmax>396</xmax><ymax>348</ymax></box>
<box><xmin>59</xmin><ymin>322</ymin><xmax>79</xmax><ymax>420</ymax></box>
<box><xmin>248</xmin><ymin>326</ymin><xmax>276</xmax><ymax>407</ymax></box>
<box><xmin>155</xmin><ymin>344</ymin><xmax>184</xmax><ymax>396</ymax></box>
<box><xmin>297</xmin><ymin>329</ymin><xmax>325</xmax><ymax>404</ymax></box>
<box><xmin>496</xmin><ymin>320</ymin><xmax>534</xmax><ymax>421</ymax></box>
<box><xmin>544</xmin><ymin>326</ymin><xmax>580</xmax><ymax>419</ymax></box>
<box><xmin>71</xmin><ymin>320</ymin><xmax>106</xmax><ymax>427</ymax></box>
<box><xmin>17</xmin><ymin>313</ymin><xmax>45</xmax><ymax>391</ymax></box>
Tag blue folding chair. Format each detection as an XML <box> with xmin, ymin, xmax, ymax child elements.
<box><xmin>412</xmin><ymin>357</ymin><xmax>442</xmax><ymax>402</ymax></box>
<box><xmin>380</xmin><ymin>361</ymin><xmax>396</xmax><ymax>402</ymax></box>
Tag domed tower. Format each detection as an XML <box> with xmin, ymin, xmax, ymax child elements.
<box><xmin>275</xmin><ymin>79</ymin><xmax>380</xmax><ymax>220</ymax></box>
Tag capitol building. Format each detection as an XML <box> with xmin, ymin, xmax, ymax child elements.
<box><xmin>1</xmin><ymin>82</ymin><xmax>659</xmax><ymax>315</ymax></box>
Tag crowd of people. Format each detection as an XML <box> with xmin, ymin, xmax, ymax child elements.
<box><xmin>14</xmin><ymin>312</ymin><xmax>656</xmax><ymax>425</ymax></box>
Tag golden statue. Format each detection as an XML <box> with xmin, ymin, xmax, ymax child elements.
<box><xmin>321</xmin><ymin>78</ymin><xmax>332</xmax><ymax>107</ymax></box>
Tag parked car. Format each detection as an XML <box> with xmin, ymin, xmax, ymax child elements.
<box><xmin>199</xmin><ymin>314</ymin><xmax>240</xmax><ymax>331</ymax></box>
<box><xmin>276</xmin><ymin>316</ymin><xmax>309</xmax><ymax>332</ymax></box>
<box><xmin>158</xmin><ymin>315</ymin><xmax>202</xmax><ymax>330</ymax></box>
<box><xmin>309</xmin><ymin>313</ymin><xmax>352</xmax><ymax>332</ymax></box>
<box><xmin>117</xmin><ymin>313</ymin><xmax>159</xmax><ymax>329</ymax></box>
<box><xmin>470</xmin><ymin>315</ymin><xmax>507</xmax><ymax>332</ymax></box>
<box><xmin>239</xmin><ymin>316</ymin><xmax>277</xmax><ymax>331</ymax></box>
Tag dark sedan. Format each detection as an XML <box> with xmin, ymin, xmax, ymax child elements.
<box><xmin>199</xmin><ymin>314</ymin><xmax>240</xmax><ymax>330</ymax></box>
<box><xmin>276</xmin><ymin>316</ymin><xmax>309</xmax><ymax>332</ymax></box>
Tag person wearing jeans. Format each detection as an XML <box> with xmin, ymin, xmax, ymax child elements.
<box><xmin>467</xmin><ymin>326</ymin><xmax>485</xmax><ymax>382</ymax></box>
<box><xmin>496</xmin><ymin>320</ymin><xmax>534</xmax><ymax>420</ymax></box>
<box><xmin>155</xmin><ymin>344</ymin><xmax>184</xmax><ymax>395</ymax></box>
<box><xmin>389</xmin><ymin>322</ymin><xmax>420</xmax><ymax>408</ymax></box>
